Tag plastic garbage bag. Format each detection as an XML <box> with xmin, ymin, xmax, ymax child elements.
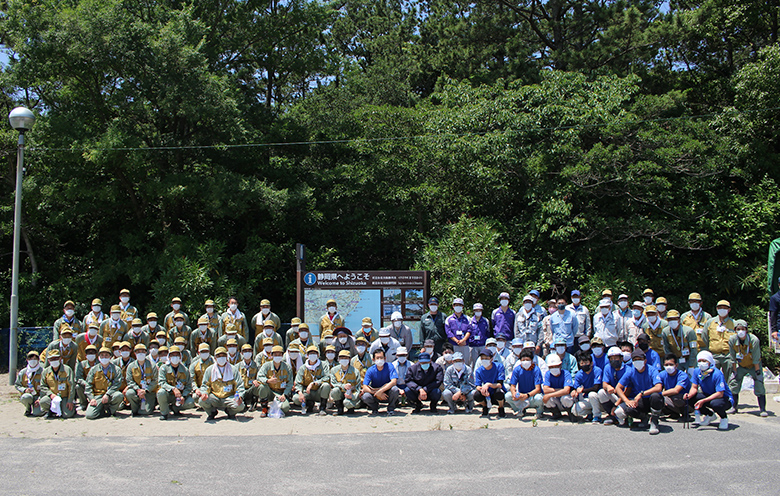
<box><xmin>269</xmin><ymin>398</ymin><xmax>284</xmax><ymax>418</ymax></box>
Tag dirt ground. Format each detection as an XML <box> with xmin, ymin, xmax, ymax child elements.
<box><xmin>1</xmin><ymin>373</ymin><xmax>776</xmax><ymax>438</ymax></box>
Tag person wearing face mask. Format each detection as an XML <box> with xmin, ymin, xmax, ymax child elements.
<box><xmin>506</xmin><ymin>349</ymin><xmax>544</xmax><ymax>420</ymax></box>
<box><xmin>157</xmin><ymin>346</ymin><xmax>170</xmax><ymax>365</ymax></box>
<box><xmin>257</xmin><ymin>346</ymin><xmax>293</xmax><ymax>416</ymax></box>
<box><xmin>100</xmin><ymin>305</ymin><xmax>128</xmax><ymax>349</ymax></box>
<box><xmin>549</xmin><ymin>297</ymin><xmax>577</xmax><ymax>355</ymax></box>
<box><xmin>163</xmin><ymin>297</ymin><xmax>190</xmax><ymax>331</ymax></box>
<box><xmin>153</xmin><ymin>330</ymin><xmax>170</xmax><ymax>351</ymax></box>
<box><xmin>474</xmin><ymin>348</ymin><xmax>506</xmax><ymax>417</ymax></box>
<box><xmin>112</xmin><ymin>341</ymin><xmax>134</xmax><ymax>398</ymax></box>
<box><xmin>319</xmin><ymin>333</ymin><xmax>337</xmax><ymax>363</ymax></box>
<box><xmin>157</xmin><ymin>346</ymin><xmax>196</xmax><ymax>420</ymax></box>
<box><xmin>421</xmin><ymin>297</ymin><xmax>447</xmax><ymax>356</ymax></box>
<box><xmin>599</xmin><ymin>347</ymin><xmax>629</xmax><ymax>425</ymax></box>
<box><xmin>361</xmin><ymin>349</ymin><xmax>400</xmax><ymax>416</ymax></box>
<box><xmin>728</xmin><ymin>320</ymin><xmax>768</xmax><ymax>417</ymax></box>
<box><xmin>323</xmin><ymin>345</ymin><xmax>338</xmax><ymax>373</ymax></box>
<box><xmin>190</xmin><ymin>316</ymin><xmax>217</xmax><ymax>355</ymax></box>
<box><xmin>593</xmin><ymin>298</ymin><xmax>620</xmax><ymax>348</ymax></box>
<box><xmin>45</xmin><ymin>326</ymin><xmax>79</xmax><ymax>371</ymax></box>
<box><xmin>293</xmin><ymin>346</ymin><xmax>332</xmax><ymax>415</ymax></box>
<box><xmin>654</xmin><ymin>297</ymin><xmax>668</xmax><ymax>320</ymax></box>
<box><xmin>220</xmin><ymin>297</ymin><xmax>248</xmax><ymax>340</ymax></box>
<box><xmin>522</xmin><ymin>341</ymin><xmax>549</xmax><ymax>376</ymax></box>
<box><xmin>614</xmin><ymin>294</ymin><xmax>632</xmax><ymax>341</ymax></box>
<box><xmin>601</xmin><ymin>289</ymin><xmax>614</xmax><ymax>305</ymax></box>
<box><xmin>285</xmin><ymin>343</ymin><xmax>304</xmax><ymax>378</ymax></box>
<box><xmin>330</xmin><ymin>350</ymin><xmax>364</xmax><ymax>415</ymax></box>
<box><xmin>198</xmin><ymin>347</ymin><xmax>244</xmax><ymax>420</ymax></box>
<box><xmin>199</xmin><ymin>299</ymin><xmax>222</xmax><ymax>333</ymax></box>
<box><xmin>619</xmin><ymin>341</ymin><xmax>634</xmax><ymax>367</ymax></box>
<box><xmin>332</xmin><ymin>327</ymin><xmax>356</xmax><ymax>357</ymax></box>
<box><xmin>252</xmin><ymin>299</ymin><xmax>281</xmax><ymax>338</ymax></box>
<box><xmin>383</xmin><ymin>311</ymin><xmax>413</xmax><ymax>351</ymax></box>
<box><xmin>680</xmin><ymin>293</ymin><xmax>711</xmax><ymax>350</ymax></box>
<box><xmin>541</xmin><ymin>353</ymin><xmax>573</xmax><ymax>420</ymax></box>
<box><xmin>702</xmin><ymin>300</ymin><xmax>736</xmax><ymax>373</ymax></box>
<box><xmin>529</xmin><ymin>290</ymin><xmax>546</xmax><ymax>321</ymax></box>
<box><xmin>141</xmin><ymin>312</ymin><xmax>161</xmax><ymax>343</ymax></box>
<box><xmin>75</xmin><ymin>344</ymin><xmax>99</xmax><ymax>411</ymax></box>
<box><xmin>442</xmin><ymin>352</ymin><xmax>475</xmax><ymax>414</ymax></box>
<box><xmin>169</xmin><ymin>313</ymin><xmax>193</xmax><ymax>345</ymax></box>
<box><xmin>123</xmin><ymin>318</ymin><xmax>150</xmax><ymax>349</ymax></box>
<box><xmin>370</xmin><ymin>327</ymin><xmax>401</xmax><ymax>367</ymax></box>
<box><xmin>641</xmin><ymin>288</ymin><xmax>655</xmax><ymax>309</ymax></box>
<box><xmin>285</xmin><ymin>317</ymin><xmax>302</xmax><ymax>346</ymax></box>
<box><xmin>253</xmin><ymin>320</ymin><xmax>283</xmax><ymax>355</ymax></box>
<box><xmin>16</xmin><ymin>350</ymin><xmax>45</xmax><ymax>417</ymax></box>
<box><xmin>445</xmin><ymin>297</ymin><xmax>471</xmax><ymax>363</ymax></box>
<box><xmin>492</xmin><ymin>292</ymin><xmax>516</xmax><ymax>343</ymax></box>
<box><xmin>685</xmin><ymin>350</ymin><xmax>734</xmax><ymax>430</ymax></box>
<box><xmin>82</xmin><ymin>298</ymin><xmax>105</xmax><ymax>332</ymax></box>
<box><xmin>148</xmin><ymin>342</ymin><xmax>161</xmax><ymax>364</ymax></box>
<box><xmin>173</xmin><ymin>336</ymin><xmax>193</xmax><ymax>367</ymax></box>
<box><xmin>641</xmin><ymin>306</ymin><xmax>666</xmax><ymax>356</ymax></box>
<box><xmin>218</xmin><ymin>324</ymin><xmax>247</xmax><ymax>350</ymax></box>
<box><xmin>435</xmin><ymin>343</ymin><xmax>456</xmax><ymax>374</ymax></box>
<box><xmin>496</xmin><ymin>336</ymin><xmax>511</xmax><ymax>361</ymax></box>
<box><xmin>465</xmin><ymin>303</ymin><xmax>489</xmax><ymax>366</ymax></box>
<box><xmin>125</xmin><ymin>343</ymin><xmax>159</xmax><ymax>417</ymax></box>
<box><xmin>589</xmin><ymin>337</ymin><xmax>607</xmax><ymax>372</ymax></box>
<box><xmin>393</xmin><ymin>346</ymin><xmax>412</xmax><ymax>400</ymax></box>
<box><xmin>53</xmin><ymin>300</ymin><xmax>83</xmax><ymax>341</ymax></box>
<box><xmin>657</xmin><ymin>354</ymin><xmax>690</xmax><ymax>419</ymax></box>
<box><xmin>319</xmin><ymin>299</ymin><xmax>345</xmax><ymax>338</ymax></box>
<box><xmin>662</xmin><ymin>310</ymin><xmax>697</xmax><ymax>374</ymax></box>
<box><xmin>189</xmin><ymin>343</ymin><xmax>215</xmax><ymax>400</ymax></box>
<box><xmin>566</xmin><ymin>290</ymin><xmax>591</xmax><ymax>342</ymax></box>
<box><xmin>225</xmin><ymin>338</ymin><xmax>241</xmax><ymax>365</ymax></box>
<box><xmin>356</xmin><ymin>317</ymin><xmax>379</xmax><ymax>345</ymax></box>
<box><xmin>290</xmin><ymin>323</ymin><xmax>315</xmax><ymax>352</ymax></box>
<box><xmin>419</xmin><ymin>339</ymin><xmax>439</xmax><ymax>363</ymax></box>
<box><xmin>625</xmin><ymin>301</ymin><xmax>647</xmax><ymax>345</ymax></box>
<box><xmin>515</xmin><ymin>295</ymin><xmax>542</xmax><ymax>355</ymax></box>
<box><xmin>404</xmin><ymin>352</ymin><xmax>443</xmax><ymax>413</ymax></box>
<box><xmin>85</xmin><ymin>347</ymin><xmax>124</xmax><ymax>419</ymax></box>
<box><xmin>635</xmin><ymin>333</ymin><xmax>661</xmax><ymax>372</ymax></box>
<box><xmin>237</xmin><ymin>344</ymin><xmax>260</xmax><ymax>410</ymax></box>
<box><xmin>570</xmin><ymin>350</ymin><xmax>603</xmax><ymax>423</ymax></box>
<box><xmin>555</xmin><ymin>337</ymin><xmax>579</xmax><ymax>376</ymax></box>
<box><xmin>351</xmin><ymin>336</ymin><xmax>373</xmax><ymax>382</ymax></box>
<box><xmin>116</xmin><ymin>289</ymin><xmax>138</xmax><ymax>326</ymax></box>
<box><xmin>39</xmin><ymin>349</ymin><xmax>76</xmax><ymax>419</ymax></box>
<box><xmin>503</xmin><ymin>338</ymin><xmax>525</xmax><ymax>376</ymax></box>
<box><xmin>615</xmin><ymin>349</ymin><xmax>663</xmax><ymax>433</ymax></box>
<box><xmin>540</xmin><ymin>299</ymin><xmax>558</xmax><ymax>355</ymax></box>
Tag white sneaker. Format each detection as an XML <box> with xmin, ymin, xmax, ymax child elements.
<box><xmin>693</xmin><ymin>412</ymin><xmax>702</xmax><ymax>425</ymax></box>
<box><xmin>615</xmin><ymin>408</ymin><xmax>627</xmax><ymax>426</ymax></box>
<box><xmin>699</xmin><ymin>414</ymin><xmax>716</xmax><ymax>427</ymax></box>
<box><xmin>718</xmin><ymin>417</ymin><xmax>729</xmax><ymax>430</ymax></box>
<box><xmin>760</xmin><ymin>411</ymin><xmax>768</xmax><ymax>418</ymax></box>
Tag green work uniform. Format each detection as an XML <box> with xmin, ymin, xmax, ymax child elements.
<box><xmin>75</xmin><ymin>359</ymin><xmax>98</xmax><ymax>410</ymax></box>
<box><xmin>15</xmin><ymin>366</ymin><xmax>44</xmax><ymax>417</ymax></box>
<box><xmin>156</xmin><ymin>362</ymin><xmax>195</xmax><ymax>415</ymax></box>
<box><xmin>702</xmin><ymin>316</ymin><xmax>736</xmax><ymax>373</ymax></box>
<box><xmin>199</xmin><ymin>363</ymin><xmax>245</xmax><ymax>416</ymax></box>
<box><xmin>126</xmin><ymin>358</ymin><xmax>159</xmax><ymax>415</ymax></box>
<box><xmin>293</xmin><ymin>362</ymin><xmax>332</xmax><ymax>411</ymax></box>
<box><xmin>99</xmin><ymin>319</ymin><xmax>128</xmax><ymax>349</ymax></box>
<box><xmin>661</xmin><ymin>324</ymin><xmax>698</xmax><ymax>370</ymax></box>
<box><xmin>190</xmin><ymin>329</ymin><xmax>217</xmax><ymax>355</ymax></box>
<box><xmin>164</xmin><ymin>311</ymin><xmax>190</xmax><ymax>331</ymax></box>
<box><xmin>330</xmin><ymin>364</ymin><xmax>363</xmax><ymax>410</ymax></box>
<box><xmin>257</xmin><ymin>360</ymin><xmax>292</xmax><ymax>413</ymax></box>
<box><xmin>39</xmin><ymin>364</ymin><xmax>76</xmax><ymax>418</ymax></box>
<box><xmin>44</xmin><ymin>340</ymin><xmax>79</xmax><ymax>371</ymax></box>
<box><xmin>52</xmin><ymin>316</ymin><xmax>83</xmax><ymax>341</ymax></box>
<box><xmin>238</xmin><ymin>359</ymin><xmax>260</xmax><ymax>404</ymax></box>
<box><xmin>728</xmin><ymin>333</ymin><xmax>765</xmax><ymax>396</ymax></box>
<box><xmin>85</xmin><ymin>362</ymin><xmax>124</xmax><ymax>419</ymax></box>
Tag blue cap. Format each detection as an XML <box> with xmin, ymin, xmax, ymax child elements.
<box><xmin>553</xmin><ymin>337</ymin><xmax>567</xmax><ymax>346</ymax></box>
<box><xmin>452</xmin><ymin>352</ymin><xmax>464</xmax><ymax>361</ymax></box>
<box><xmin>511</xmin><ymin>337</ymin><xmax>523</xmax><ymax>347</ymax></box>
<box><xmin>428</xmin><ymin>297</ymin><xmax>439</xmax><ymax>304</ymax></box>
<box><xmin>529</xmin><ymin>290</ymin><xmax>540</xmax><ymax>297</ymax></box>
<box><xmin>571</xmin><ymin>289</ymin><xmax>581</xmax><ymax>296</ymax></box>
<box><xmin>479</xmin><ymin>348</ymin><xmax>494</xmax><ymax>358</ymax></box>
<box><xmin>418</xmin><ymin>352</ymin><xmax>431</xmax><ymax>362</ymax></box>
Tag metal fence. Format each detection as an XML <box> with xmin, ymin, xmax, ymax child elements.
<box><xmin>0</xmin><ymin>327</ymin><xmax>53</xmax><ymax>374</ymax></box>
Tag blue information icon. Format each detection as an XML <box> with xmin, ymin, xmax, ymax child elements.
<box><xmin>304</xmin><ymin>272</ymin><xmax>316</xmax><ymax>285</ymax></box>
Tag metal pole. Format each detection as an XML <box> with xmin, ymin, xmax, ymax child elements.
<box><xmin>296</xmin><ymin>243</ymin><xmax>305</xmax><ymax>319</ymax></box>
<box><xmin>8</xmin><ymin>133</ymin><xmax>24</xmax><ymax>385</ymax></box>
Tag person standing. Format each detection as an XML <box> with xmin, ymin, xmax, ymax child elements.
<box><xmin>52</xmin><ymin>300</ymin><xmax>83</xmax><ymax>341</ymax></box>
<box><xmin>702</xmin><ymin>300</ymin><xmax>736</xmax><ymax>372</ymax></box>
<box><xmin>492</xmin><ymin>292</ymin><xmax>516</xmax><ymax>344</ymax></box>
<box><xmin>386</xmin><ymin>311</ymin><xmax>413</xmax><ymax>350</ymax></box>
<box><xmin>319</xmin><ymin>299</ymin><xmax>344</xmax><ymax>337</ymax></box>
<box><xmin>467</xmin><ymin>303</ymin><xmax>490</xmax><ymax>366</ymax></box>
<box><xmin>662</xmin><ymin>310</ymin><xmax>697</xmax><ymax>374</ymax></box>
<box><xmin>421</xmin><ymin>297</ymin><xmax>447</xmax><ymax>356</ymax></box>
<box><xmin>681</xmin><ymin>292</ymin><xmax>712</xmax><ymax>350</ymax></box>
<box><xmin>220</xmin><ymin>297</ymin><xmax>248</xmax><ymax>339</ymax></box>
<box><xmin>566</xmin><ymin>290</ymin><xmax>591</xmax><ymax>341</ymax></box>
<box><xmin>163</xmin><ymin>297</ymin><xmax>189</xmax><ymax>331</ymax></box>
<box><xmin>445</xmin><ymin>298</ymin><xmax>471</xmax><ymax>362</ymax></box>
<box><xmin>728</xmin><ymin>320</ymin><xmax>768</xmax><ymax>416</ymax></box>
<box><xmin>514</xmin><ymin>295</ymin><xmax>542</xmax><ymax>354</ymax></box>
<box><xmin>550</xmin><ymin>297</ymin><xmax>577</xmax><ymax>354</ymax></box>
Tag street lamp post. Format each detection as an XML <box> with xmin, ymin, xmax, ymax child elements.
<box><xmin>8</xmin><ymin>107</ymin><xmax>35</xmax><ymax>385</ymax></box>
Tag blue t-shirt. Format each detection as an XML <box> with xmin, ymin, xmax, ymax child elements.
<box><xmin>658</xmin><ymin>369</ymin><xmax>690</xmax><ymax>391</ymax></box>
<box><xmin>601</xmin><ymin>362</ymin><xmax>628</xmax><ymax>387</ymax></box>
<box><xmin>592</xmin><ymin>352</ymin><xmax>607</xmax><ymax>372</ymax></box>
<box><xmin>475</xmin><ymin>363</ymin><xmax>505</xmax><ymax>392</ymax></box>
<box><xmin>573</xmin><ymin>366</ymin><xmax>603</xmax><ymax>390</ymax></box>
<box><xmin>363</xmin><ymin>363</ymin><xmax>398</xmax><ymax>388</ymax></box>
<box><xmin>692</xmin><ymin>367</ymin><xmax>734</xmax><ymax>405</ymax></box>
<box><xmin>618</xmin><ymin>365</ymin><xmax>660</xmax><ymax>394</ymax></box>
<box><xmin>510</xmin><ymin>365</ymin><xmax>543</xmax><ymax>394</ymax></box>
<box><xmin>543</xmin><ymin>369</ymin><xmax>573</xmax><ymax>389</ymax></box>
<box><xmin>645</xmin><ymin>349</ymin><xmax>661</xmax><ymax>372</ymax></box>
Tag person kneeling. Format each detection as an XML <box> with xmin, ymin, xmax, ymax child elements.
<box><xmin>684</xmin><ymin>351</ymin><xmax>733</xmax><ymax>430</ymax></box>
<box><xmin>615</xmin><ymin>349</ymin><xmax>663</xmax><ymax>434</ymax></box>
<box><xmin>507</xmin><ymin>349</ymin><xmax>543</xmax><ymax>420</ymax></box>
<box><xmin>442</xmin><ymin>352</ymin><xmax>475</xmax><ymax>414</ymax></box>
<box><xmin>474</xmin><ymin>348</ymin><xmax>506</xmax><ymax>417</ymax></box>
<box><xmin>197</xmin><ymin>346</ymin><xmax>244</xmax><ymax>420</ymax></box>
<box><xmin>404</xmin><ymin>352</ymin><xmax>443</xmax><ymax>413</ymax></box>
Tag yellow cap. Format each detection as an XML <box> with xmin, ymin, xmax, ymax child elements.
<box><xmin>601</xmin><ymin>289</ymin><xmax>612</xmax><ymax>297</ymax></box>
<box><xmin>48</xmin><ymin>349</ymin><xmax>61</xmax><ymax>359</ymax></box>
<box><xmin>666</xmin><ymin>310</ymin><xmax>680</xmax><ymax>319</ymax></box>
<box><xmin>132</xmin><ymin>318</ymin><xmax>143</xmax><ymax>326</ymax></box>
<box><xmin>226</xmin><ymin>339</ymin><xmax>238</xmax><ymax>346</ymax></box>
<box><xmin>119</xmin><ymin>289</ymin><xmax>130</xmax><ymax>295</ymax></box>
<box><xmin>174</xmin><ymin>313</ymin><xmax>185</xmax><ymax>320</ymax></box>
<box><xmin>291</xmin><ymin>317</ymin><xmax>302</xmax><ymax>325</ymax></box>
<box><xmin>91</xmin><ymin>298</ymin><xmax>102</xmax><ymax>306</ymax></box>
<box><xmin>158</xmin><ymin>346</ymin><xmax>169</xmax><ymax>353</ymax></box>
<box><xmin>59</xmin><ymin>326</ymin><xmax>73</xmax><ymax>336</ymax></box>
<box><xmin>688</xmin><ymin>293</ymin><xmax>702</xmax><ymax>301</ymax></box>
<box><xmin>263</xmin><ymin>319</ymin><xmax>275</xmax><ymax>327</ymax></box>
<box><xmin>99</xmin><ymin>347</ymin><xmax>112</xmax><ymax>355</ymax></box>
<box><xmin>85</xmin><ymin>344</ymin><xmax>97</xmax><ymax>352</ymax></box>
<box><xmin>325</xmin><ymin>345</ymin><xmax>336</xmax><ymax>352</ymax></box>
<box><xmin>197</xmin><ymin>316</ymin><xmax>209</xmax><ymax>325</ymax></box>
<box><xmin>655</xmin><ymin>297</ymin><xmax>667</xmax><ymax>304</ymax></box>
<box><xmin>120</xmin><ymin>341</ymin><xmax>131</xmax><ymax>349</ymax></box>
<box><xmin>717</xmin><ymin>300</ymin><xmax>730</xmax><ymax>308</ymax></box>
<box><xmin>174</xmin><ymin>336</ymin><xmax>186</xmax><ymax>345</ymax></box>
<box><xmin>110</xmin><ymin>305</ymin><xmax>122</xmax><ymax>312</ymax></box>
<box><xmin>134</xmin><ymin>343</ymin><xmax>147</xmax><ymax>351</ymax></box>
<box><xmin>260</xmin><ymin>299</ymin><xmax>271</xmax><ymax>306</ymax></box>
<box><xmin>326</xmin><ymin>299</ymin><xmax>337</xmax><ymax>306</ymax></box>
<box><xmin>642</xmin><ymin>288</ymin><xmax>653</xmax><ymax>295</ymax></box>
<box><xmin>168</xmin><ymin>345</ymin><xmax>181</xmax><ymax>354</ymax></box>
<box><xmin>63</xmin><ymin>300</ymin><xmax>75</xmax><ymax>307</ymax></box>
<box><xmin>156</xmin><ymin>330</ymin><xmax>167</xmax><ymax>338</ymax></box>
<box><xmin>262</xmin><ymin>338</ymin><xmax>273</xmax><ymax>346</ymax></box>
<box><xmin>88</xmin><ymin>323</ymin><xmax>99</xmax><ymax>330</ymax></box>
<box><xmin>171</xmin><ymin>297</ymin><xmax>182</xmax><ymax>303</ymax></box>
<box><xmin>355</xmin><ymin>336</ymin><xmax>369</xmax><ymax>345</ymax></box>
<box><xmin>204</xmin><ymin>299</ymin><xmax>215</xmax><ymax>306</ymax></box>
<box><xmin>225</xmin><ymin>324</ymin><xmax>237</xmax><ymax>333</ymax></box>
<box><xmin>322</xmin><ymin>330</ymin><xmax>333</xmax><ymax>338</ymax></box>
<box><xmin>198</xmin><ymin>343</ymin><xmax>210</xmax><ymax>352</ymax></box>
<box><xmin>272</xmin><ymin>345</ymin><xmax>284</xmax><ymax>354</ymax></box>
<box><xmin>214</xmin><ymin>346</ymin><xmax>227</xmax><ymax>355</ymax></box>
<box><xmin>299</xmin><ymin>323</ymin><xmax>309</xmax><ymax>330</ymax></box>
<box><xmin>338</xmin><ymin>350</ymin><xmax>351</xmax><ymax>358</ymax></box>
<box><xmin>645</xmin><ymin>305</ymin><xmax>657</xmax><ymax>313</ymax></box>
<box><xmin>305</xmin><ymin>345</ymin><xmax>319</xmax><ymax>354</ymax></box>
<box><xmin>362</xmin><ymin>317</ymin><xmax>373</xmax><ymax>325</ymax></box>
<box><xmin>111</xmin><ymin>341</ymin><xmax>121</xmax><ymax>349</ymax></box>
<box><xmin>147</xmin><ymin>312</ymin><xmax>158</xmax><ymax>319</ymax></box>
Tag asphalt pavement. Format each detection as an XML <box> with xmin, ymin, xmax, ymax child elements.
<box><xmin>2</xmin><ymin>414</ymin><xmax>779</xmax><ymax>495</ymax></box>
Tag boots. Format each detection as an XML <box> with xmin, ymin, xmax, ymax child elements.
<box><xmin>758</xmin><ymin>395</ymin><xmax>768</xmax><ymax>417</ymax></box>
<box><xmin>727</xmin><ymin>394</ymin><xmax>738</xmax><ymax>414</ymax></box>
<box><xmin>318</xmin><ymin>398</ymin><xmax>327</xmax><ymax>416</ymax></box>
<box><xmin>649</xmin><ymin>409</ymin><xmax>661</xmax><ymax>435</ymax></box>
<box><xmin>334</xmin><ymin>400</ymin><xmax>344</xmax><ymax>416</ymax></box>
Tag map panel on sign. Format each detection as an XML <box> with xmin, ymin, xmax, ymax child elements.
<box><xmin>303</xmin><ymin>289</ymin><xmax>382</xmax><ymax>339</ymax></box>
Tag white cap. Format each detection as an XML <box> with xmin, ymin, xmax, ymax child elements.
<box><xmin>523</xmin><ymin>341</ymin><xmax>536</xmax><ymax>349</ymax></box>
<box><xmin>378</xmin><ymin>327</ymin><xmax>391</xmax><ymax>337</ymax></box>
<box><xmin>391</xmin><ymin>311</ymin><xmax>403</xmax><ymax>321</ymax></box>
<box><xmin>396</xmin><ymin>346</ymin><xmax>408</xmax><ymax>355</ymax></box>
<box><xmin>523</xmin><ymin>295</ymin><xmax>534</xmax><ymax>302</ymax></box>
<box><xmin>618</xmin><ymin>294</ymin><xmax>628</xmax><ymax>300</ymax></box>
<box><xmin>632</xmin><ymin>301</ymin><xmax>644</xmax><ymax>308</ymax></box>
<box><xmin>607</xmin><ymin>346</ymin><xmax>622</xmax><ymax>357</ymax></box>
<box><xmin>546</xmin><ymin>354</ymin><xmax>562</xmax><ymax>367</ymax></box>
<box><xmin>599</xmin><ymin>299</ymin><xmax>611</xmax><ymax>307</ymax></box>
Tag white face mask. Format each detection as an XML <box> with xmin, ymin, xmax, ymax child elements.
<box><xmin>169</xmin><ymin>356</ymin><xmax>181</xmax><ymax>366</ymax></box>
<box><xmin>150</xmin><ymin>348</ymin><xmax>159</xmax><ymax>357</ymax></box>
<box><xmin>600</xmin><ymin>307</ymin><xmax>610</xmax><ymax>316</ymax></box>
<box><xmin>656</xmin><ymin>304</ymin><xmax>666</xmax><ymax>312</ymax></box>
<box><xmin>199</xmin><ymin>352</ymin><xmax>210</xmax><ymax>361</ymax></box>
<box><xmin>61</xmin><ymin>337</ymin><xmax>72</xmax><ymax>346</ymax></box>
<box><xmin>487</xmin><ymin>346</ymin><xmax>497</xmax><ymax>355</ymax></box>
<box><xmin>206</xmin><ymin>307</ymin><xmax>214</xmax><ymax>314</ymax></box>
<box><xmin>356</xmin><ymin>346</ymin><xmax>366</xmax><ymax>354</ymax></box>
<box><xmin>338</xmin><ymin>337</ymin><xmax>348</xmax><ymax>344</ymax></box>
<box><xmin>632</xmin><ymin>309</ymin><xmax>643</xmax><ymax>319</ymax></box>
<box><xmin>737</xmin><ymin>330</ymin><xmax>747</xmax><ymax>339</ymax></box>
<box><xmin>243</xmin><ymin>352</ymin><xmax>253</xmax><ymax>360</ymax></box>
<box><xmin>99</xmin><ymin>357</ymin><xmax>111</xmax><ymax>366</ymax></box>
<box><xmin>65</xmin><ymin>309</ymin><xmax>75</xmax><ymax>317</ymax></box>
<box><xmin>397</xmin><ymin>356</ymin><xmax>407</xmax><ymax>364</ymax></box>
<box><xmin>172</xmin><ymin>303</ymin><xmax>181</xmax><ymax>311</ymax></box>
<box><xmin>474</xmin><ymin>311</ymin><xmax>482</xmax><ymax>318</ymax></box>
<box><xmin>622</xmin><ymin>352</ymin><xmax>631</xmax><ymax>363</ymax></box>
<box><xmin>429</xmin><ymin>305</ymin><xmax>438</xmax><ymax>312</ymax></box>
<box><xmin>157</xmin><ymin>339</ymin><xmax>166</xmax><ymax>346</ymax></box>
<box><xmin>135</xmin><ymin>353</ymin><xmax>146</xmax><ymax>362</ymax></box>
<box><xmin>523</xmin><ymin>302</ymin><xmax>533</xmax><ymax>311</ymax></box>
<box><xmin>228</xmin><ymin>347</ymin><xmax>237</xmax><ymax>355</ymax></box>
<box><xmin>299</xmin><ymin>331</ymin><xmax>309</xmax><ymax>340</ymax></box>
<box><xmin>443</xmin><ymin>353</ymin><xmax>453</xmax><ymax>361</ymax></box>
<box><xmin>593</xmin><ymin>347</ymin><xmax>604</xmax><ymax>357</ymax></box>
<box><xmin>550</xmin><ymin>367</ymin><xmax>561</xmax><ymax>376</ymax></box>
<box><xmin>580</xmin><ymin>343</ymin><xmax>590</xmax><ymax>351</ymax></box>
<box><xmin>339</xmin><ymin>359</ymin><xmax>350</xmax><ymax>367</ymax></box>
<box><xmin>199</xmin><ymin>325</ymin><xmax>208</xmax><ymax>332</ymax></box>
<box><xmin>113</xmin><ymin>350</ymin><xmax>121</xmax><ymax>357</ymax></box>
<box><xmin>264</xmin><ymin>345</ymin><xmax>273</xmax><ymax>353</ymax></box>
<box><xmin>229</xmin><ymin>304</ymin><xmax>238</xmax><ymax>312</ymax></box>
<box><xmin>512</xmin><ymin>347</ymin><xmax>522</xmax><ymax>356</ymax></box>
<box><xmin>453</xmin><ymin>306</ymin><xmax>463</xmax><ymax>314</ymax></box>
<box><xmin>520</xmin><ymin>360</ymin><xmax>532</xmax><ymax>370</ymax></box>
<box><xmin>289</xmin><ymin>352</ymin><xmax>300</xmax><ymax>360</ymax></box>
<box><xmin>689</xmin><ymin>302</ymin><xmax>700</xmax><ymax>311</ymax></box>
<box><xmin>664</xmin><ymin>365</ymin><xmax>676</xmax><ymax>375</ymax></box>
<box><xmin>480</xmin><ymin>359</ymin><xmax>492</xmax><ymax>369</ymax></box>
<box><xmin>132</xmin><ymin>326</ymin><xmax>142</xmax><ymax>334</ymax></box>
<box><xmin>92</xmin><ymin>306</ymin><xmax>101</xmax><ymax>313</ymax></box>
<box><xmin>308</xmin><ymin>354</ymin><xmax>319</xmax><ymax>364</ymax></box>
<box><xmin>120</xmin><ymin>296</ymin><xmax>130</xmax><ymax>304</ymax></box>
<box><xmin>326</xmin><ymin>352</ymin><xmax>335</xmax><ymax>361</ymax></box>
<box><xmin>216</xmin><ymin>357</ymin><xmax>228</xmax><ymax>366</ymax></box>
<box><xmin>393</xmin><ymin>320</ymin><xmax>402</xmax><ymax>328</ymax></box>
<box><xmin>28</xmin><ymin>359</ymin><xmax>39</xmax><ymax>369</ymax></box>
<box><xmin>261</xmin><ymin>308</ymin><xmax>270</xmax><ymax>315</ymax></box>
<box><xmin>49</xmin><ymin>360</ymin><xmax>61</xmax><ymax>368</ymax></box>
<box><xmin>121</xmin><ymin>351</ymin><xmax>131</xmax><ymax>359</ymax></box>
<box><xmin>633</xmin><ymin>360</ymin><xmax>645</xmax><ymax>371</ymax></box>
<box><xmin>273</xmin><ymin>356</ymin><xmax>283</xmax><ymax>364</ymax></box>
<box><xmin>175</xmin><ymin>321</ymin><xmax>184</xmax><ymax>328</ymax></box>
<box><xmin>497</xmin><ymin>341</ymin><xmax>506</xmax><ymax>350</ymax></box>
<box><xmin>669</xmin><ymin>320</ymin><xmax>680</xmax><ymax>330</ymax></box>
<box><xmin>717</xmin><ymin>308</ymin><xmax>729</xmax><ymax>317</ymax></box>
<box><xmin>648</xmin><ymin>315</ymin><xmax>658</xmax><ymax>324</ymax></box>
<box><xmin>698</xmin><ymin>361</ymin><xmax>710</xmax><ymax>372</ymax></box>
<box><xmin>643</xmin><ymin>296</ymin><xmax>653</xmax><ymax>305</ymax></box>
<box><xmin>88</xmin><ymin>327</ymin><xmax>97</xmax><ymax>337</ymax></box>
<box><xmin>111</xmin><ymin>313</ymin><xmax>121</xmax><ymax>321</ymax></box>
<box><xmin>264</xmin><ymin>328</ymin><xmax>274</xmax><ymax>336</ymax></box>
<box><xmin>327</xmin><ymin>306</ymin><xmax>337</xmax><ymax>313</ymax></box>
<box><xmin>375</xmin><ymin>358</ymin><xmax>385</xmax><ymax>367</ymax></box>
<box><xmin>380</xmin><ymin>337</ymin><xmax>390</xmax><ymax>345</ymax></box>
<box><xmin>500</xmin><ymin>300</ymin><xmax>509</xmax><ymax>308</ymax></box>
<box><xmin>454</xmin><ymin>361</ymin><xmax>464</xmax><ymax>371</ymax></box>
<box><xmin>572</xmin><ymin>298</ymin><xmax>581</xmax><ymax>305</ymax></box>
<box><xmin>86</xmin><ymin>354</ymin><xmax>97</xmax><ymax>362</ymax></box>
<box><xmin>149</xmin><ymin>321</ymin><xmax>157</xmax><ymax>329</ymax></box>
<box><xmin>555</xmin><ymin>346</ymin><xmax>566</xmax><ymax>355</ymax></box>
<box><xmin>618</xmin><ymin>300</ymin><xmax>628</xmax><ymax>309</ymax></box>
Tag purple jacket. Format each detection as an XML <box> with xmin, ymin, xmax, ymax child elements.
<box><xmin>445</xmin><ymin>313</ymin><xmax>470</xmax><ymax>345</ymax></box>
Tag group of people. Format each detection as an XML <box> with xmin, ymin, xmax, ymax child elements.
<box><xmin>14</xmin><ymin>287</ymin><xmax>771</xmax><ymax>434</ymax></box>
